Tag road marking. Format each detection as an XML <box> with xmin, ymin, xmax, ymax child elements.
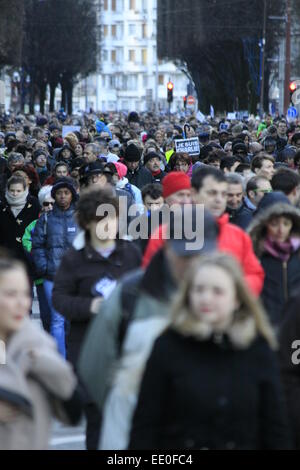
<box><xmin>50</xmin><ymin>435</ymin><xmax>85</xmax><ymax>446</ymax></box>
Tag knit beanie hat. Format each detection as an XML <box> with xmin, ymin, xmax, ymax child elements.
<box><xmin>124</xmin><ymin>143</ymin><xmax>141</xmax><ymax>162</ymax></box>
<box><xmin>32</xmin><ymin>149</ymin><xmax>48</xmax><ymax>162</ymax></box>
<box><xmin>51</xmin><ymin>177</ymin><xmax>78</xmax><ymax>202</ymax></box>
<box><xmin>144</xmin><ymin>152</ymin><xmax>161</xmax><ymax>166</ymax></box>
<box><xmin>162</xmin><ymin>172</ymin><xmax>191</xmax><ymax>199</ymax></box>
<box><xmin>113</xmin><ymin>162</ymin><xmax>128</xmax><ymax>180</ymax></box>
<box><xmin>128</xmin><ymin>111</ymin><xmax>139</xmax><ymax>124</ymax></box>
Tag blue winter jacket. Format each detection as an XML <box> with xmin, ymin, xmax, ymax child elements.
<box><xmin>32</xmin><ymin>204</ymin><xmax>78</xmax><ymax>281</ymax></box>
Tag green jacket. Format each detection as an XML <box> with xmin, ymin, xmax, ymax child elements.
<box><xmin>22</xmin><ymin>219</ymin><xmax>43</xmax><ymax>286</ymax></box>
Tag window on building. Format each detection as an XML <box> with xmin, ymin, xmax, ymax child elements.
<box><xmin>142</xmin><ymin>49</ymin><xmax>147</xmax><ymax>65</ymax></box>
<box><xmin>142</xmin><ymin>24</ymin><xmax>147</xmax><ymax>38</ymax></box>
<box><xmin>129</xmin><ymin>0</ymin><xmax>135</xmax><ymax>10</ymax></box>
<box><xmin>103</xmin><ymin>50</ymin><xmax>108</xmax><ymax>62</ymax></box>
<box><xmin>158</xmin><ymin>74</ymin><xmax>164</xmax><ymax>85</ymax></box>
<box><xmin>111</xmin><ymin>0</ymin><xmax>116</xmax><ymax>11</ymax></box>
<box><xmin>128</xmin><ymin>75</ymin><xmax>137</xmax><ymax>90</ymax></box>
<box><xmin>111</xmin><ymin>50</ymin><xmax>117</xmax><ymax>63</ymax></box>
<box><xmin>111</xmin><ymin>25</ymin><xmax>117</xmax><ymax>37</ymax></box>
<box><xmin>103</xmin><ymin>25</ymin><xmax>108</xmax><ymax>37</ymax></box>
<box><xmin>104</xmin><ymin>0</ymin><xmax>108</xmax><ymax>10</ymax></box>
<box><xmin>129</xmin><ymin>24</ymin><xmax>136</xmax><ymax>36</ymax></box>
<box><xmin>143</xmin><ymin>76</ymin><xmax>148</xmax><ymax>87</ymax></box>
<box><xmin>129</xmin><ymin>50</ymin><xmax>136</xmax><ymax>62</ymax></box>
<box><xmin>117</xmin><ymin>0</ymin><xmax>124</xmax><ymax>12</ymax></box>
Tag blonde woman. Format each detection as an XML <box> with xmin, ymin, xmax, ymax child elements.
<box><xmin>129</xmin><ymin>254</ymin><xmax>291</xmax><ymax>450</ymax></box>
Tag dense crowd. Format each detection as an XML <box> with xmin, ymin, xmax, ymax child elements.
<box><xmin>1</xmin><ymin>109</ymin><xmax>300</xmax><ymax>450</ymax></box>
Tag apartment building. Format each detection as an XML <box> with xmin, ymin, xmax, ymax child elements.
<box><xmin>73</xmin><ymin>0</ymin><xmax>189</xmax><ymax>113</ymax></box>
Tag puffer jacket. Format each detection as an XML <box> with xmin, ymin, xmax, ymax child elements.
<box><xmin>248</xmin><ymin>203</ymin><xmax>300</xmax><ymax>327</ymax></box>
<box><xmin>142</xmin><ymin>214</ymin><xmax>264</xmax><ymax>296</ymax></box>
<box><xmin>32</xmin><ymin>203</ymin><xmax>78</xmax><ymax>281</ymax></box>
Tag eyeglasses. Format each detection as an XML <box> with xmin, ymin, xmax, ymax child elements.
<box><xmin>43</xmin><ymin>201</ymin><xmax>54</xmax><ymax>207</ymax></box>
<box><xmin>253</xmin><ymin>189</ymin><xmax>273</xmax><ymax>194</ymax></box>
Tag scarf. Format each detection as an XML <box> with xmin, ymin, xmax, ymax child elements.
<box><xmin>151</xmin><ymin>169</ymin><xmax>162</xmax><ymax>177</ymax></box>
<box><xmin>5</xmin><ymin>188</ymin><xmax>29</xmax><ymax>218</ymax></box>
<box><xmin>264</xmin><ymin>236</ymin><xmax>300</xmax><ymax>262</ymax></box>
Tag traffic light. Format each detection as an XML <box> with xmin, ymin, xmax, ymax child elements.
<box><xmin>167</xmin><ymin>82</ymin><xmax>174</xmax><ymax>103</ymax></box>
<box><xmin>290</xmin><ymin>81</ymin><xmax>297</xmax><ymax>104</ymax></box>
<box><xmin>183</xmin><ymin>95</ymin><xmax>187</xmax><ymax>109</ymax></box>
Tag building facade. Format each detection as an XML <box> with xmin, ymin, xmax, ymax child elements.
<box><xmin>73</xmin><ymin>0</ymin><xmax>189</xmax><ymax>113</ymax></box>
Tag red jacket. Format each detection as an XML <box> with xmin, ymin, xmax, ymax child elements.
<box><xmin>142</xmin><ymin>214</ymin><xmax>264</xmax><ymax>296</ymax></box>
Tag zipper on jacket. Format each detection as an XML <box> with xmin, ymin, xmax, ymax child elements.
<box><xmin>282</xmin><ymin>261</ymin><xmax>288</xmax><ymax>302</ymax></box>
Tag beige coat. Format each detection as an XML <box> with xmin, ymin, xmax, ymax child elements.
<box><xmin>0</xmin><ymin>319</ymin><xmax>77</xmax><ymax>450</ymax></box>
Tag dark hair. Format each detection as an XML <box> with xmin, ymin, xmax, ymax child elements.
<box><xmin>192</xmin><ymin>166</ymin><xmax>227</xmax><ymax>192</ymax></box>
<box><xmin>7</xmin><ymin>175</ymin><xmax>27</xmax><ymax>190</ymax></box>
<box><xmin>13</xmin><ymin>164</ymin><xmax>40</xmax><ymax>192</ymax></box>
<box><xmin>173</xmin><ymin>153</ymin><xmax>191</xmax><ymax>165</ymax></box>
<box><xmin>205</xmin><ymin>153</ymin><xmax>222</xmax><ymax>165</ymax></box>
<box><xmin>220</xmin><ymin>156</ymin><xmax>240</xmax><ymax>172</ymax></box>
<box><xmin>235</xmin><ymin>163</ymin><xmax>251</xmax><ymax>174</ymax></box>
<box><xmin>251</xmin><ymin>154</ymin><xmax>275</xmax><ymax>173</ymax></box>
<box><xmin>0</xmin><ymin>256</ymin><xmax>26</xmax><ymax>277</ymax></box>
<box><xmin>200</xmin><ymin>145</ymin><xmax>214</xmax><ymax>160</ymax></box>
<box><xmin>271</xmin><ymin>169</ymin><xmax>300</xmax><ymax>195</ymax></box>
<box><xmin>246</xmin><ymin>176</ymin><xmax>269</xmax><ymax>197</ymax></box>
<box><xmin>294</xmin><ymin>150</ymin><xmax>300</xmax><ymax>167</ymax></box>
<box><xmin>76</xmin><ymin>187</ymin><xmax>119</xmax><ymax>232</ymax></box>
<box><xmin>142</xmin><ymin>183</ymin><xmax>163</xmax><ymax>202</ymax></box>
<box><xmin>291</xmin><ymin>133</ymin><xmax>300</xmax><ymax>145</ymax></box>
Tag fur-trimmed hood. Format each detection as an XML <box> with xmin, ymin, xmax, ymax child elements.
<box><xmin>248</xmin><ymin>203</ymin><xmax>300</xmax><ymax>257</ymax></box>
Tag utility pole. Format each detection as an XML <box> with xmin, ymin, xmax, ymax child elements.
<box><xmin>260</xmin><ymin>0</ymin><xmax>267</xmax><ymax>118</ymax></box>
<box><xmin>284</xmin><ymin>0</ymin><xmax>291</xmax><ymax>114</ymax></box>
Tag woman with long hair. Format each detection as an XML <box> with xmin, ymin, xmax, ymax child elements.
<box><xmin>129</xmin><ymin>254</ymin><xmax>290</xmax><ymax>450</ymax></box>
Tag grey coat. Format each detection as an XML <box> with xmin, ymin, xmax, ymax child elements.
<box><xmin>0</xmin><ymin>319</ymin><xmax>77</xmax><ymax>450</ymax></box>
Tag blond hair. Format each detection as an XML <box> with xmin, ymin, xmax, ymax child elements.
<box><xmin>171</xmin><ymin>253</ymin><xmax>277</xmax><ymax>350</ymax></box>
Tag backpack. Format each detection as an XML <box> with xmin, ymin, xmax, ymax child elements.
<box><xmin>118</xmin><ymin>269</ymin><xmax>144</xmax><ymax>355</ymax></box>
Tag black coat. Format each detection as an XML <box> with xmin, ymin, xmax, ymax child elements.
<box><xmin>152</xmin><ymin>170</ymin><xmax>167</xmax><ymax>184</ymax></box>
<box><xmin>126</xmin><ymin>165</ymin><xmax>153</xmax><ymax>190</ymax></box>
<box><xmin>279</xmin><ymin>292</ymin><xmax>300</xmax><ymax>449</ymax></box>
<box><xmin>260</xmin><ymin>251</ymin><xmax>300</xmax><ymax>328</ymax></box>
<box><xmin>0</xmin><ymin>195</ymin><xmax>40</xmax><ymax>273</ymax></box>
<box><xmin>52</xmin><ymin>240</ymin><xmax>142</xmax><ymax>366</ymax></box>
<box><xmin>129</xmin><ymin>329</ymin><xmax>290</xmax><ymax>450</ymax></box>
<box><xmin>227</xmin><ymin>200</ymin><xmax>254</xmax><ymax>230</ymax></box>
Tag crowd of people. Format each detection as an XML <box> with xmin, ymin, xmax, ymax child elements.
<box><xmin>1</xmin><ymin>109</ymin><xmax>300</xmax><ymax>449</ymax></box>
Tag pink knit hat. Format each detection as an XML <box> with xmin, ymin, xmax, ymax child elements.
<box><xmin>114</xmin><ymin>162</ymin><xmax>128</xmax><ymax>180</ymax></box>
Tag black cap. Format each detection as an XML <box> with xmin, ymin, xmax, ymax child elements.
<box><xmin>124</xmin><ymin>143</ymin><xmax>141</xmax><ymax>162</ymax></box>
<box><xmin>167</xmin><ymin>205</ymin><xmax>218</xmax><ymax>257</ymax></box>
<box><xmin>144</xmin><ymin>152</ymin><xmax>161</xmax><ymax>166</ymax></box>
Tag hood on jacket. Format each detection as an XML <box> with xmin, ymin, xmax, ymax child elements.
<box><xmin>255</xmin><ymin>192</ymin><xmax>291</xmax><ymax>216</ymax></box>
<box><xmin>248</xmin><ymin>203</ymin><xmax>300</xmax><ymax>256</ymax></box>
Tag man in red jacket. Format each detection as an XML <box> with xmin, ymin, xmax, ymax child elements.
<box><xmin>143</xmin><ymin>167</ymin><xmax>264</xmax><ymax>296</ymax></box>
